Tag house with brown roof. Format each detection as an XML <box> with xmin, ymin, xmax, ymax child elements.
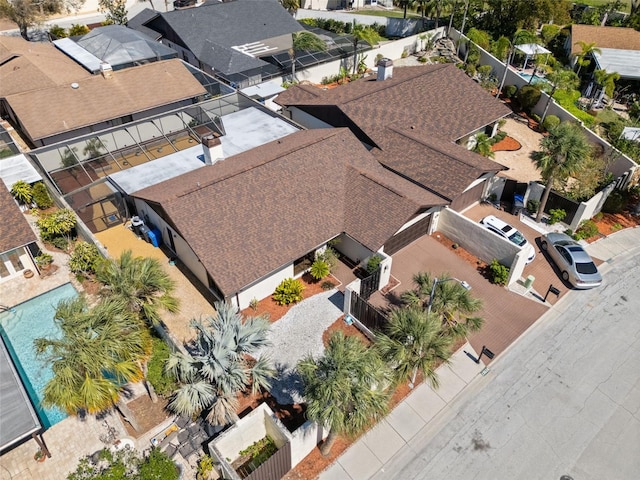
<box><xmin>275</xmin><ymin>61</ymin><xmax>510</xmax><ymax>253</ymax></box>
<box><xmin>0</xmin><ymin>185</ymin><xmax>39</xmax><ymax>283</ymax></box>
<box><xmin>131</xmin><ymin>127</ymin><xmax>445</xmax><ymax>309</ymax></box>
<box><xmin>567</xmin><ymin>24</ymin><xmax>640</xmax><ymax>81</ymax></box>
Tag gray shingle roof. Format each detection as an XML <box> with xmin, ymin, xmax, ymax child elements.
<box><xmin>133</xmin><ymin>128</ymin><xmax>445</xmax><ymax>295</ymax></box>
<box><xmin>276</xmin><ymin>64</ymin><xmax>510</xmax><ymax>201</ymax></box>
<box><xmin>129</xmin><ymin>0</ymin><xmax>303</xmax><ymax>76</ymax></box>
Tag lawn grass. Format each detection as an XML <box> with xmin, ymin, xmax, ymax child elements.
<box><xmin>553</xmin><ymin>89</ymin><xmax>596</xmax><ymax>127</ymax></box>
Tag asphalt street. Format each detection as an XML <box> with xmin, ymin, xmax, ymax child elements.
<box><xmin>373</xmin><ymin>247</ymin><xmax>640</xmax><ymax>480</ymax></box>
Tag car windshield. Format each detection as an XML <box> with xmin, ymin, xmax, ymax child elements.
<box><xmin>508</xmin><ymin>231</ymin><xmax>527</xmax><ymax>246</ymax></box>
<box><xmin>576</xmin><ymin>261</ymin><xmax>598</xmax><ymax>274</ymax></box>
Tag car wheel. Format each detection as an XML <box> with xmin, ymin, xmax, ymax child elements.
<box><xmin>562</xmin><ymin>271</ymin><xmax>569</xmax><ymax>281</ymax></box>
<box><xmin>541</xmin><ymin>240</ymin><xmax>548</xmax><ymax>251</ymax></box>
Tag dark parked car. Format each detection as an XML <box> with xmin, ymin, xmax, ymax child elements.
<box><xmin>541</xmin><ymin>232</ymin><xmax>602</xmax><ymax>289</ymax></box>
<box><xmin>174</xmin><ymin>0</ymin><xmax>197</xmax><ymax>8</ymax></box>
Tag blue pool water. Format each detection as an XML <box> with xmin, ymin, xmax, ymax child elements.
<box><xmin>0</xmin><ymin>283</ymin><xmax>78</xmax><ymax>428</ymax></box>
<box><xmin>519</xmin><ymin>73</ymin><xmax>548</xmax><ymax>85</ymax></box>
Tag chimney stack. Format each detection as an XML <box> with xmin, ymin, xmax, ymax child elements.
<box><xmin>201</xmin><ymin>134</ymin><xmax>224</xmax><ymax>166</ymax></box>
<box><xmin>377</xmin><ymin>58</ymin><xmax>393</xmax><ymax>81</ymax></box>
<box><xmin>100</xmin><ymin>62</ymin><xmax>113</xmax><ymax>79</ymax></box>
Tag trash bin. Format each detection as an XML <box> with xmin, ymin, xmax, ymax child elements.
<box><xmin>146</xmin><ymin>228</ymin><xmax>163</xmax><ymax>248</ymax></box>
<box><xmin>512</xmin><ymin>194</ymin><xmax>524</xmax><ymax>215</ymax></box>
<box><xmin>130</xmin><ymin>216</ymin><xmax>144</xmax><ymax>236</ymax></box>
<box><xmin>524</xmin><ymin>275</ymin><xmax>535</xmax><ymax>290</ymax></box>
<box><xmin>138</xmin><ymin>224</ymin><xmax>150</xmax><ymax>242</ymax></box>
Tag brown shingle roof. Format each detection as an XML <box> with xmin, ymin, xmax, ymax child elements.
<box><xmin>276</xmin><ymin>64</ymin><xmax>509</xmax><ymax>201</ymax></box>
<box><xmin>3</xmin><ymin>59</ymin><xmax>206</xmax><ymax>143</ymax></box>
<box><xmin>571</xmin><ymin>24</ymin><xmax>640</xmax><ymax>53</ymax></box>
<box><xmin>0</xmin><ymin>36</ymin><xmax>91</xmax><ymax>97</ymax></box>
<box><xmin>0</xmin><ymin>185</ymin><xmax>36</xmax><ymax>254</ymax></box>
<box><xmin>134</xmin><ymin>128</ymin><xmax>445</xmax><ymax>295</ymax></box>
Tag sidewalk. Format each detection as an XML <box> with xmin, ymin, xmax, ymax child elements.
<box><xmin>320</xmin><ymin>226</ymin><xmax>640</xmax><ymax>480</ymax></box>
<box><xmin>320</xmin><ymin>344</ymin><xmax>486</xmax><ymax>480</ymax></box>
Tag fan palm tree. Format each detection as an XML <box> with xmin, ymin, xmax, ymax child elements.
<box><xmin>96</xmin><ymin>250</ymin><xmax>179</xmax><ymax>326</ymax></box>
<box><xmin>349</xmin><ymin>20</ymin><xmax>381</xmax><ymax>75</ymax></box>
<box><xmin>289</xmin><ymin>31</ymin><xmax>327</xmax><ymax>80</ymax></box>
<box><xmin>298</xmin><ymin>332</ymin><xmax>392</xmax><ymax>456</ymax></box>
<box><xmin>166</xmin><ymin>302</ymin><xmax>274</xmax><ymax>426</ymax></box>
<box><xmin>375</xmin><ymin>306</ymin><xmax>453</xmax><ymax>388</ymax></box>
<box><xmin>35</xmin><ymin>296</ymin><xmax>151</xmax><ymax>422</ymax></box>
<box><xmin>534</xmin><ymin>122</ymin><xmax>592</xmax><ymax>222</ymax></box>
<box><xmin>540</xmin><ymin>68</ymin><xmax>580</xmax><ymax>122</ymax></box>
<box><xmin>574</xmin><ymin>41</ymin><xmax>601</xmax><ymax>76</ymax></box>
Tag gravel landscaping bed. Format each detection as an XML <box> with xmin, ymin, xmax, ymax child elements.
<box><xmin>257</xmin><ymin>289</ymin><xmax>344</xmax><ymax>404</ymax></box>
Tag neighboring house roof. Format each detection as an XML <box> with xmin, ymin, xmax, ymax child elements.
<box><xmin>128</xmin><ymin>0</ymin><xmax>304</xmax><ymax>76</ymax></box>
<box><xmin>75</xmin><ymin>25</ymin><xmax>178</xmax><ymax>68</ymax></box>
<box><xmin>570</xmin><ymin>24</ymin><xmax>640</xmax><ymax>54</ymax></box>
<box><xmin>0</xmin><ymin>36</ymin><xmax>91</xmax><ymax>97</ymax></box>
<box><xmin>593</xmin><ymin>48</ymin><xmax>640</xmax><ymax>80</ymax></box>
<box><xmin>276</xmin><ymin>64</ymin><xmax>509</xmax><ymax>201</ymax></box>
<box><xmin>133</xmin><ymin>128</ymin><xmax>445</xmax><ymax>295</ymax></box>
<box><xmin>3</xmin><ymin>59</ymin><xmax>207</xmax><ymax>143</ymax></box>
<box><xmin>0</xmin><ymin>185</ymin><xmax>36</xmax><ymax>254</ymax></box>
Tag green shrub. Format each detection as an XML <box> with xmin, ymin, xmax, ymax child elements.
<box><xmin>526</xmin><ymin>199</ymin><xmax>540</xmax><ymax>215</ymax></box>
<box><xmin>366</xmin><ymin>254</ymin><xmax>383</xmax><ymax>274</ymax></box>
<box><xmin>573</xmin><ymin>219</ymin><xmax>599</xmax><ymax>240</ymax></box>
<box><xmin>10</xmin><ymin>180</ymin><xmax>33</xmax><ymax>204</ymax></box>
<box><xmin>504</xmin><ymin>85</ymin><xmax>517</xmax><ymax>98</ymax></box>
<box><xmin>603</xmin><ymin>190</ymin><xmax>626</xmax><ymax>213</ymax></box>
<box><xmin>321</xmin><ymin>280</ymin><xmax>336</xmax><ymax>290</ymax></box>
<box><xmin>273</xmin><ymin>278</ymin><xmax>304</xmax><ymax>305</ymax></box>
<box><xmin>35</xmin><ymin>253</ymin><xmax>53</xmax><ymax>268</ymax></box>
<box><xmin>49</xmin><ymin>24</ymin><xmax>67</xmax><ymax>38</ymax></box>
<box><xmin>197</xmin><ymin>455</ymin><xmax>215</xmax><ymax>480</ymax></box>
<box><xmin>488</xmin><ymin>259</ymin><xmax>509</xmax><ymax>286</ymax></box>
<box><xmin>316</xmin><ymin>246</ymin><xmax>338</xmax><ymax>272</ymax></box>
<box><xmin>148</xmin><ymin>337</ymin><xmax>178</xmax><ymax>397</ymax></box>
<box><xmin>516</xmin><ymin>84</ymin><xmax>542</xmax><ymax>113</ymax></box>
<box><xmin>310</xmin><ymin>259</ymin><xmax>330</xmax><ymax>280</ymax></box>
<box><xmin>542</xmin><ymin>114</ymin><xmax>560</xmax><ymax>131</ymax></box>
<box><xmin>36</xmin><ymin>208</ymin><xmax>77</xmax><ymax>241</ymax></box>
<box><xmin>249</xmin><ymin>297</ymin><xmax>259</xmax><ymax>311</ymax></box>
<box><xmin>32</xmin><ymin>182</ymin><xmax>53</xmax><ymax>209</ymax></box>
<box><xmin>68</xmin><ymin>24</ymin><xmax>90</xmax><ymax>36</ymax></box>
<box><xmin>418</xmin><ymin>55</ymin><xmax>428</xmax><ymax>63</ymax></box>
<box><xmin>548</xmin><ymin>208</ymin><xmax>566</xmax><ymax>225</ymax></box>
<box><xmin>69</xmin><ymin>241</ymin><xmax>102</xmax><ymax>274</ymax></box>
<box><xmin>50</xmin><ymin>236</ymin><xmax>69</xmax><ymax>251</ymax></box>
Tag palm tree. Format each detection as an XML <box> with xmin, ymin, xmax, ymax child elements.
<box><xmin>574</xmin><ymin>41</ymin><xmax>601</xmax><ymax>76</ymax></box>
<box><xmin>534</xmin><ymin>122</ymin><xmax>592</xmax><ymax>222</ymax></box>
<box><xmin>166</xmin><ymin>302</ymin><xmax>274</xmax><ymax>426</ymax></box>
<box><xmin>96</xmin><ymin>250</ymin><xmax>179</xmax><ymax>326</ymax></box>
<box><xmin>375</xmin><ymin>306</ymin><xmax>453</xmax><ymax>388</ymax></box>
<box><xmin>280</xmin><ymin>0</ymin><xmax>299</xmax><ymax>15</ymax></box>
<box><xmin>594</xmin><ymin>69</ymin><xmax>620</xmax><ymax>99</ymax></box>
<box><xmin>298</xmin><ymin>332</ymin><xmax>392</xmax><ymax>456</ymax></box>
<box><xmin>35</xmin><ymin>296</ymin><xmax>151</xmax><ymax>425</ymax></box>
<box><xmin>289</xmin><ymin>31</ymin><xmax>327</xmax><ymax>80</ymax></box>
<box><xmin>401</xmin><ymin>272</ymin><xmax>483</xmax><ymax>340</ymax></box>
<box><xmin>349</xmin><ymin>20</ymin><xmax>381</xmax><ymax>75</ymax></box>
<box><xmin>540</xmin><ymin>68</ymin><xmax>580</xmax><ymax>122</ymax></box>
<box><xmin>472</xmin><ymin>133</ymin><xmax>495</xmax><ymax>158</ymax></box>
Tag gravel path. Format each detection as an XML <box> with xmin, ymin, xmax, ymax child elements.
<box><xmin>257</xmin><ymin>289</ymin><xmax>344</xmax><ymax>404</ymax></box>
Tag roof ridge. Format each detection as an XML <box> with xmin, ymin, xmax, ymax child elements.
<box><xmin>175</xmin><ymin>130</ymin><xmax>341</xmax><ymax>198</ymax></box>
<box><xmin>349</xmin><ymin>166</ymin><xmax>407</xmax><ymax>200</ymax></box>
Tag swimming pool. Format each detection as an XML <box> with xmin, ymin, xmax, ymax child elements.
<box><xmin>519</xmin><ymin>73</ymin><xmax>548</xmax><ymax>85</ymax></box>
<box><xmin>0</xmin><ymin>283</ymin><xmax>78</xmax><ymax>428</ymax></box>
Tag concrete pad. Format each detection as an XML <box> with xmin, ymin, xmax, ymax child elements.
<box><xmin>585</xmin><ymin>228</ymin><xmax>640</xmax><ymax>262</ymax></box>
<box><xmin>362</xmin><ymin>420</ymin><xmax>405</xmax><ymax>464</ymax></box>
<box><xmin>319</xmin><ymin>463</ymin><xmax>353</xmax><ymax>480</ymax></box>
<box><xmin>404</xmin><ymin>383</ymin><xmax>447</xmax><ymax>423</ymax></box>
<box><xmin>431</xmin><ymin>365</ymin><xmax>467</xmax><ymax>403</ymax></box>
<box><xmin>446</xmin><ymin>345</ymin><xmax>485</xmax><ymax>384</ymax></box>
<box><xmin>337</xmin><ymin>441</ymin><xmax>382</xmax><ymax>480</ymax></box>
<box><xmin>386</xmin><ymin>401</ymin><xmax>426</xmax><ymax>441</ymax></box>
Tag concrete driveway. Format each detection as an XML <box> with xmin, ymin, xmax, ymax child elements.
<box><xmin>369</xmin><ymin>234</ymin><xmax>548</xmax><ymax>359</ymax></box>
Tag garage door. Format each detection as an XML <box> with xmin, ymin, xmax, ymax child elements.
<box><xmin>383</xmin><ymin>215</ymin><xmax>432</xmax><ymax>255</ymax></box>
<box><xmin>450</xmin><ymin>180</ymin><xmax>486</xmax><ymax>212</ymax></box>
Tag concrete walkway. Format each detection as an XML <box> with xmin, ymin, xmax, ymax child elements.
<box><xmin>320</xmin><ymin>344</ymin><xmax>486</xmax><ymax>480</ymax></box>
<box><xmin>320</xmin><ymin>227</ymin><xmax>640</xmax><ymax>480</ymax></box>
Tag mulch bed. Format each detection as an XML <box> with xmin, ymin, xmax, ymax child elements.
<box><xmin>491</xmin><ymin>135</ymin><xmax>522</xmax><ymax>152</ymax></box>
<box><xmin>589</xmin><ymin>212</ymin><xmax>640</xmax><ymax>241</ymax></box>
<box><xmin>240</xmin><ymin>273</ymin><xmax>341</xmax><ymax>323</ymax></box>
<box><xmin>322</xmin><ymin>316</ymin><xmax>372</xmax><ymax>347</ymax></box>
<box><xmin>123</xmin><ymin>396</ymin><xmax>172</xmax><ymax>438</ymax></box>
<box><xmin>236</xmin><ymin>390</ymin><xmax>306</xmax><ymax>433</ymax></box>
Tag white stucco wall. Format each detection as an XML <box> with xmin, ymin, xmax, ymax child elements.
<box><xmin>282</xmin><ymin>107</ymin><xmax>334</xmax><ymax>129</ymax></box>
<box><xmin>334</xmin><ymin>233</ymin><xmax>373</xmax><ymax>264</ymax></box>
<box><xmin>233</xmin><ymin>263</ymin><xmax>295</xmax><ymax>311</ymax></box>
<box><xmin>290</xmin><ymin>421</ymin><xmax>327</xmax><ymax>467</ymax></box>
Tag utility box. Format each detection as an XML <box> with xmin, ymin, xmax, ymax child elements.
<box><xmin>524</xmin><ymin>275</ymin><xmax>535</xmax><ymax>290</ymax></box>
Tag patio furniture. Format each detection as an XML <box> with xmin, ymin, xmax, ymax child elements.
<box><xmin>176</xmin><ymin>415</ymin><xmax>191</xmax><ymax>429</ymax></box>
<box><xmin>178</xmin><ymin>442</ymin><xmax>196</xmax><ymax>459</ymax></box>
<box><xmin>162</xmin><ymin>443</ymin><xmax>179</xmax><ymax>459</ymax></box>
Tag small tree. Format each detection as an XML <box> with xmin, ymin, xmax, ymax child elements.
<box><xmin>69</xmin><ymin>241</ymin><xmax>102</xmax><ymax>276</ymax></box>
<box><xmin>516</xmin><ymin>84</ymin><xmax>542</xmax><ymax>114</ymax></box>
<box><xmin>98</xmin><ymin>0</ymin><xmax>127</xmax><ymax>25</ymax></box>
<box><xmin>0</xmin><ymin>0</ymin><xmax>85</xmax><ymax>40</ymax></box>
<box><xmin>348</xmin><ymin>20</ymin><xmax>381</xmax><ymax>75</ymax></box>
<box><xmin>10</xmin><ymin>180</ymin><xmax>32</xmax><ymax>205</ymax></box>
<box><xmin>472</xmin><ymin>133</ymin><xmax>495</xmax><ymax>158</ymax></box>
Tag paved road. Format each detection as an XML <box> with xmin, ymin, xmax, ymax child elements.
<box><xmin>372</xmin><ymin>247</ymin><xmax>640</xmax><ymax>480</ymax></box>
